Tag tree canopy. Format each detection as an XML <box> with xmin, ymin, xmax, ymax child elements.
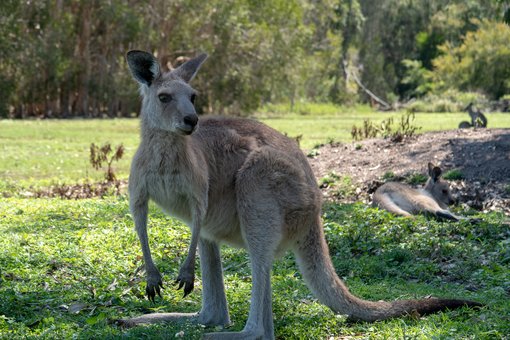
<box><xmin>0</xmin><ymin>0</ymin><xmax>506</xmax><ymax>118</ymax></box>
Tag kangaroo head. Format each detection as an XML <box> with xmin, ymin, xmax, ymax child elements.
<box><xmin>424</xmin><ymin>162</ymin><xmax>455</xmax><ymax>208</ymax></box>
<box><xmin>464</xmin><ymin>102</ymin><xmax>473</xmax><ymax>111</ymax></box>
<box><xmin>126</xmin><ymin>50</ymin><xmax>208</xmax><ymax>134</ymax></box>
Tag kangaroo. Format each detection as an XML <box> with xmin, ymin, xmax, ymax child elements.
<box><xmin>464</xmin><ymin>103</ymin><xmax>488</xmax><ymax>128</ymax></box>
<box><xmin>372</xmin><ymin>163</ymin><xmax>459</xmax><ymax>221</ymax></box>
<box><xmin>120</xmin><ymin>50</ymin><xmax>481</xmax><ymax>339</ymax></box>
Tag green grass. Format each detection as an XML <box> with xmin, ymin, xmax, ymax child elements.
<box><xmin>0</xmin><ymin>119</ymin><xmax>140</xmax><ymax>187</ymax></box>
<box><xmin>1</xmin><ymin>107</ymin><xmax>509</xmax><ymax>187</ymax></box>
<box><xmin>258</xmin><ymin>104</ymin><xmax>510</xmax><ymax>149</ymax></box>
<box><xmin>0</xmin><ymin>198</ymin><xmax>508</xmax><ymax>339</ymax></box>
<box><xmin>444</xmin><ymin>169</ymin><xmax>465</xmax><ymax>181</ymax></box>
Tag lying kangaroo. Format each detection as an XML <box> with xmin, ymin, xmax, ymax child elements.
<box><xmin>373</xmin><ymin>163</ymin><xmax>459</xmax><ymax>220</ymax></box>
<box><xmin>121</xmin><ymin>50</ymin><xmax>481</xmax><ymax>339</ymax></box>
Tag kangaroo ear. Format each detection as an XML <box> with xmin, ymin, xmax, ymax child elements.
<box><xmin>172</xmin><ymin>53</ymin><xmax>208</xmax><ymax>83</ymax></box>
<box><xmin>126</xmin><ymin>50</ymin><xmax>161</xmax><ymax>86</ymax></box>
<box><xmin>428</xmin><ymin>162</ymin><xmax>442</xmax><ymax>181</ymax></box>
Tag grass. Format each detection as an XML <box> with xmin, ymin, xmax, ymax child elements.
<box><xmin>0</xmin><ymin>104</ymin><xmax>509</xmax><ymax>338</ymax></box>
<box><xmin>444</xmin><ymin>169</ymin><xmax>465</xmax><ymax>181</ymax></box>
<box><xmin>1</xmin><ymin>107</ymin><xmax>509</xmax><ymax>187</ymax></box>
<box><xmin>258</xmin><ymin>104</ymin><xmax>510</xmax><ymax>149</ymax></box>
<box><xmin>0</xmin><ymin>119</ymin><xmax>139</xmax><ymax>186</ymax></box>
<box><xmin>0</xmin><ymin>198</ymin><xmax>508</xmax><ymax>339</ymax></box>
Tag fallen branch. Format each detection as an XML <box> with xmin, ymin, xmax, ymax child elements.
<box><xmin>349</xmin><ymin>69</ymin><xmax>391</xmax><ymax>110</ymax></box>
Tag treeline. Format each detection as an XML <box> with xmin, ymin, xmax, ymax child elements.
<box><xmin>0</xmin><ymin>0</ymin><xmax>508</xmax><ymax>118</ymax></box>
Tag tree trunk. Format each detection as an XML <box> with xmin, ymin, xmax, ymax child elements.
<box><xmin>75</xmin><ymin>3</ymin><xmax>92</xmax><ymax>117</ymax></box>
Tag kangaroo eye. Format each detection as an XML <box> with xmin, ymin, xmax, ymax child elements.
<box><xmin>158</xmin><ymin>94</ymin><xmax>173</xmax><ymax>103</ymax></box>
<box><xmin>190</xmin><ymin>94</ymin><xmax>196</xmax><ymax>104</ymax></box>
<box><xmin>442</xmin><ymin>189</ymin><xmax>448</xmax><ymax>194</ymax></box>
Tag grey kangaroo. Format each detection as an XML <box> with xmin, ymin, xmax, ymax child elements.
<box><xmin>373</xmin><ymin>163</ymin><xmax>459</xmax><ymax>220</ymax></box>
<box><xmin>459</xmin><ymin>103</ymin><xmax>488</xmax><ymax>129</ymax></box>
<box><xmin>121</xmin><ymin>50</ymin><xmax>481</xmax><ymax>339</ymax></box>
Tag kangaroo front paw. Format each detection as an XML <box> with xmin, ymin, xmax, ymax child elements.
<box><xmin>146</xmin><ymin>271</ymin><xmax>164</xmax><ymax>302</ymax></box>
<box><xmin>175</xmin><ymin>266</ymin><xmax>195</xmax><ymax>297</ymax></box>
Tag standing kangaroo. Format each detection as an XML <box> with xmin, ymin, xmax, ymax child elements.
<box><xmin>459</xmin><ymin>103</ymin><xmax>488</xmax><ymax>129</ymax></box>
<box><xmin>121</xmin><ymin>50</ymin><xmax>481</xmax><ymax>339</ymax></box>
<box><xmin>372</xmin><ymin>163</ymin><xmax>459</xmax><ymax>221</ymax></box>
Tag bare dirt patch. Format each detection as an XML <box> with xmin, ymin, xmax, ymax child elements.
<box><xmin>308</xmin><ymin>128</ymin><xmax>510</xmax><ymax>216</ymax></box>
<box><xmin>13</xmin><ymin>180</ymin><xmax>127</xmax><ymax>199</ymax></box>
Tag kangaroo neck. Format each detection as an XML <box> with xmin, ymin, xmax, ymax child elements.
<box><xmin>139</xmin><ymin>119</ymin><xmax>202</xmax><ymax>171</ymax></box>
<box><xmin>140</xmin><ymin>118</ymin><xmax>189</xmax><ymax>146</ymax></box>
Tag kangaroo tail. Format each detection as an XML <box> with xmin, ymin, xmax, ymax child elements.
<box><xmin>293</xmin><ymin>217</ymin><xmax>483</xmax><ymax>322</ymax></box>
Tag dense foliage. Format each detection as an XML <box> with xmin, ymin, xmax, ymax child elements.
<box><xmin>0</xmin><ymin>0</ymin><xmax>508</xmax><ymax>118</ymax></box>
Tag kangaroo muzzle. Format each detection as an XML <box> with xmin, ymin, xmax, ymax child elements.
<box><xmin>182</xmin><ymin>114</ymin><xmax>199</xmax><ymax>134</ymax></box>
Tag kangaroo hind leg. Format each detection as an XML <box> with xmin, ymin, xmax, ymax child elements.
<box><xmin>376</xmin><ymin>194</ymin><xmax>413</xmax><ymax>217</ymax></box>
<box><xmin>204</xmin><ymin>203</ymin><xmax>280</xmax><ymax>340</ymax></box>
<box><xmin>205</xmin><ymin>152</ymin><xmax>283</xmax><ymax>339</ymax></box>
<box><xmin>197</xmin><ymin>237</ymin><xmax>231</xmax><ymax>326</ymax></box>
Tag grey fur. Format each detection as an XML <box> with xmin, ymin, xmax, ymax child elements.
<box><xmin>120</xmin><ymin>51</ymin><xmax>481</xmax><ymax>339</ymax></box>
<box><xmin>372</xmin><ymin>163</ymin><xmax>458</xmax><ymax>221</ymax></box>
<box><xmin>459</xmin><ymin>103</ymin><xmax>488</xmax><ymax>129</ymax></box>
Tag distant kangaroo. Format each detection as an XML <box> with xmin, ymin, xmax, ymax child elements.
<box><xmin>373</xmin><ymin>163</ymin><xmax>459</xmax><ymax>221</ymax></box>
<box><xmin>120</xmin><ymin>50</ymin><xmax>481</xmax><ymax>339</ymax></box>
<box><xmin>459</xmin><ymin>103</ymin><xmax>487</xmax><ymax>129</ymax></box>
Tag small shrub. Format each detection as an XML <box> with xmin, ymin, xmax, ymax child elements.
<box><xmin>394</xmin><ymin>112</ymin><xmax>421</xmax><ymax>140</ymax></box>
<box><xmin>319</xmin><ymin>172</ymin><xmax>340</xmax><ymax>188</ymax></box>
<box><xmin>351</xmin><ymin>112</ymin><xmax>421</xmax><ymax>142</ymax></box>
<box><xmin>378</xmin><ymin>117</ymin><xmax>394</xmax><ymax>138</ymax></box>
<box><xmin>332</xmin><ymin>176</ymin><xmax>356</xmax><ymax>198</ymax></box>
<box><xmin>406</xmin><ymin>173</ymin><xmax>428</xmax><ymax>185</ymax></box>
<box><xmin>307</xmin><ymin>149</ymin><xmax>320</xmax><ymax>158</ymax></box>
<box><xmin>90</xmin><ymin>143</ymin><xmax>125</xmax><ymax>182</ymax></box>
<box><xmin>351</xmin><ymin>119</ymin><xmax>379</xmax><ymax>140</ymax></box>
<box><xmin>382</xmin><ymin>171</ymin><xmax>396</xmax><ymax>181</ymax></box>
<box><xmin>319</xmin><ymin>173</ymin><xmax>356</xmax><ymax>198</ymax></box>
<box><xmin>443</xmin><ymin>169</ymin><xmax>464</xmax><ymax>180</ymax></box>
<box><xmin>307</xmin><ymin>143</ymin><xmax>323</xmax><ymax>158</ymax></box>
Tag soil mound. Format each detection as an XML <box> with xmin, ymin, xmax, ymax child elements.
<box><xmin>308</xmin><ymin>128</ymin><xmax>510</xmax><ymax>216</ymax></box>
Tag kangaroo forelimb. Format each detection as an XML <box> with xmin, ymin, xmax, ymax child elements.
<box><xmin>131</xmin><ymin>198</ymin><xmax>164</xmax><ymax>302</ymax></box>
<box><xmin>175</xmin><ymin>226</ymin><xmax>200</xmax><ymax>297</ymax></box>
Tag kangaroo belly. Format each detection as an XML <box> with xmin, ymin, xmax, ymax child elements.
<box><xmin>203</xmin><ymin>198</ymin><xmax>244</xmax><ymax>247</ymax></box>
<box><xmin>390</xmin><ymin>192</ymin><xmax>440</xmax><ymax>214</ymax></box>
<box><xmin>146</xmin><ymin>170</ymin><xmax>245</xmax><ymax>247</ymax></box>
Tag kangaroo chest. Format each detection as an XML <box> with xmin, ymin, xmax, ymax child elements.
<box><xmin>143</xmin><ymin>149</ymin><xmax>203</xmax><ymax>223</ymax></box>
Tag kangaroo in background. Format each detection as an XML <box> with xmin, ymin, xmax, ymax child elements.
<box><xmin>121</xmin><ymin>50</ymin><xmax>481</xmax><ymax>339</ymax></box>
<box><xmin>373</xmin><ymin>163</ymin><xmax>459</xmax><ymax>220</ymax></box>
<box><xmin>459</xmin><ymin>103</ymin><xmax>488</xmax><ymax>129</ymax></box>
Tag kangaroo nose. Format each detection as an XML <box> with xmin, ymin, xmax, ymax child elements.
<box><xmin>183</xmin><ymin>114</ymin><xmax>198</xmax><ymax>129</ymax></box>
